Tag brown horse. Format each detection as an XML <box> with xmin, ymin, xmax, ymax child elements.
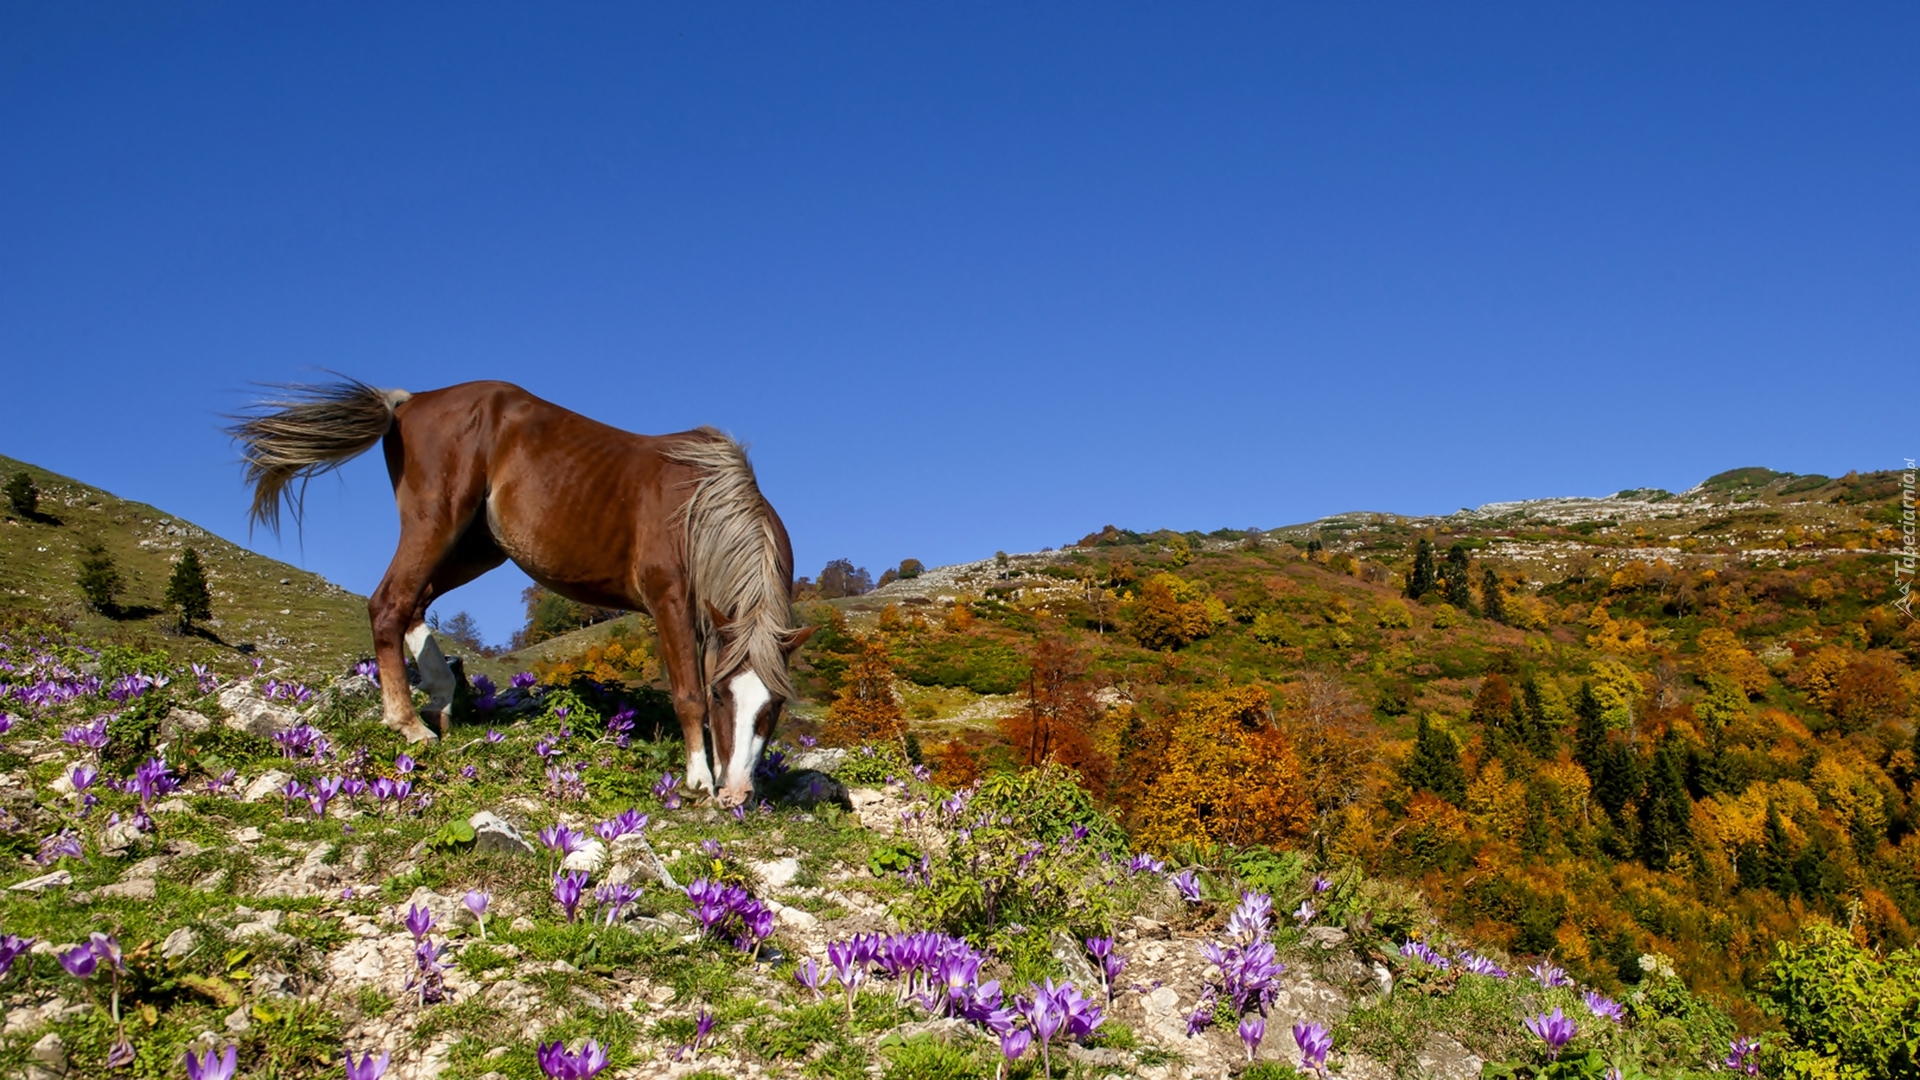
<box><xmin>229</xmin><ymin>379</ymin><xmax>814</xmax><ymax>807</ymax></box>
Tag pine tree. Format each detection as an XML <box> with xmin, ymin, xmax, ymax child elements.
<box><xmin>165</xmin><ymin>547</ymin><xmax>213</xmax><ymax>631</ymax></box>
<box><xmin>1406</xmin><ymin>538</ymin><xmax>1436</xmax><ymax>600</ymax></box>
<box><xmin>1405</xmin><ymin>715</ymin><xmax>1466</xmax><ymax>805</ymax></box>
<box><xmin>1481</xmin><ymin>566</ymin><xmax>1507</xmax><ymax>624</ymax></box>
<box><xmin>5</xmin><ymin>472</ymin><xmax>37</xmax><ymax>518</ymax></box>
<box><xmin>1637</xmin><ymin>734</ymin><xmax>1694</xmax><ymax>871</ymax></box>
<box><xmin>76</xmin><ymin>543</ymin><xmax>121</xmax><ymax>613</ymax></box>
<box><xmin>1761</xmin><ymin>801</ymin><xmax>1796</xmax><ymax>897</ymax></box>
<box><xmin>1574</xmin><ymin>682</ymin><xmax>1606</xmax><ymax>770</ymax></box>
<box><xmin>1445</xmin><ymin>544</ymin><xmax>1473</xmax><ymax>609</ymax></box>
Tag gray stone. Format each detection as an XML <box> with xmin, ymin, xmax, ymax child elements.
<box><xmin>1306</xmin><ymin>926</ymin><xmax>1349</xmax><ymax>949</ymax></box>
<box><xmin>161</xmin><ymin>707</ymin><xmax>213</xmax><ymax>740</ymax></box>
<box><xmin>26</xmin><ymin>1031</ymin><xmax>67</xmax><ymax>1080</ymax></box>
<box><xmin>91</xmin><ymin>877</ymin><xmax>156</xmax><ymax>901</ymax></box>
<box><xmin>1417</xmin><ymin>1033</ymin><xmax>1484</xmax><ymax>1080</ymax></box>
<box><xmin>223</xmin><ymin>1007</ymin><xmax>251</xmax><ymax>1034</ymax></box>
<box><xmin>99</xmin><ymin>819</ymin><xmax>146</xmax><ymax>857</ymax></box>
<box><xmin>240</xmin><ymin>772</ymin><xmax>291</xmax><ymax>803</ymax></box>
<box><xmin>767</xmin><ymin>769</ymin><xmax>852</xmax><ymax>812</ymax></box>
<box><xmin>468</xmin><ymin>811</ymin><xmax>534</xmax><ymax>857</ymax></box>
<box><xmin>218</xmin><ymin>684</ymin><xmax>302</xmax><ymax>737</ymax></box>
<box><xmin>750</xmin><ymin>856</ymin><xmax>801</xmax><ymax>889</ymax></box>
<box><xmin>785</xmin><ymin>747</ymin><xmax>846</xmax><ymax>773</ymax></box>
<box><xmin>1050</xmin><ymin>927</ymin><xmax>1103</xmax><ymax>990</ymax></box>
<box><xmin>560</xmin><ymin>839</ymin><xmax>606</xmax><ymax>875</ymax></box>
<box><xmin>9</xmin><ymin>870</ymin><xmax>72</xmax><ymax>892</ymax></box>
<box><xmin>162</xmin><ymin>927</ymin><xmax>200</xmax><ymax>960</ymax></box>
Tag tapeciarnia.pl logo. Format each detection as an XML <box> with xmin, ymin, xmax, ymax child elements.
<box><xmin>1897</xmin><ymin>458</ymin><xmax>1916</xmax><ymax>620</ymax></box>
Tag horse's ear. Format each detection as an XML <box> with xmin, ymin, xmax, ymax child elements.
<box><xmin>706</xmin><ymin>601</ymin><xmax>732</xmax><ymax>631</ymax></box>
<box><xmin>782</xmin><ymin>625</ymin><xmax>818</xmax><ymax>656</ymax></box>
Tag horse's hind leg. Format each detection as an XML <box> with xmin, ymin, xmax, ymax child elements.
<box><xmin>405</xmin><ymin>534</ymin><xmax>507</xmax><ymax>735</ymax></box>
<box><xmin>371</xmin><ymin>515</ymin><xmax>496</xmax><ymax>742</ymax></box>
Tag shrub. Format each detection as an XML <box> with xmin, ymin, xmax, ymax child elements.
<box><xmin>76</xmin><ymin>543</ymin><xmax>121</xmax><ymax>612</ymax></box>
<box><xmin>1767</xmin><ymin>921</ymin><xmax>1920</xmax><ymax>1078</ymax></box>
<box><xmin>1376</xmin><ymin>600</ymin><xmax>1413</xmax><ymax>629</ymax></box>
<box><xmin>898</xmin><ymin>558</ymin><xmax>924</xmax><ymax>579</ymax></box>
<box><xmin>895</xmin><ymin>635</ymin><xmax>1025</xmax><ymax>694</ymax></box>
<box><xmin>165</xmin><ymin>547</ymin><xmax>213</xmax><ymax>630</ymax></box>
<box><xmin>5</xmin><ymin>471</ymin><xmax>37</xmax><ymax>517</ymax></box>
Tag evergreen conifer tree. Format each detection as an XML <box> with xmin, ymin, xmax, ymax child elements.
<box><xmin>5</xmin><ymin>472</ymin><xmax>37</xmax><ymax>518</ymax></box>
<box><xmin>1445</xmin><ymin>544</ymin><xmax>1473</xmax><ymax>609</ymax></box>
<box><xmin>1406</xmin><ymin>538</ymin><xmax>1436</xmax><ymax>600</ymax></box>
<box><xmin>1637</xmin><ymin>734</ymin><xmax>1694</xmax><ymax>870</ymax></box>
<box><xmin>165</xmin><ymin>547</ymin><xmax>213</xmax><ymax>631</ymax></box>
<box><xmin>76</xmin><ymin>543</ymin><xmax>121</xmax><ymax>613</ymax></box>
<box><xmin>1405</xmin><ymin>715</ymin><xmax>1467</xmax><ymax>805</ymax></box>
<box><xmin>1762</xmin><ymin>801</ymin><xmax>1796</xmax><ymax>897</ymax></box>
<box><xmin>1481</xmin><ymin>565</ymin><xmax>1507</xmax><ymax>624</ymax></box>
<box><xmin>1574</xmin><ymin>682</ymin><xmax>1606</xmax><ymax>770</ymax></box>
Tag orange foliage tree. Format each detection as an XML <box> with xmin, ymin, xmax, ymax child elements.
<box><xmin>821</xmin><ymin>636</ymin><xmax>905</xmax><ymax>747</ymax></box>
<box><xmin>1132</xmin><ymin>685</ymin><xmax>1313</xmax><ymax>853</ymax></box>
<box><xmin>998</xmin><ymin>636</ymin><xmax>1110</xmax><ymax>791</ymax></box>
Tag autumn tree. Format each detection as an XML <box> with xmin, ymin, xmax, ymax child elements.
<box><xmin>1445</xmin><ymin>544</ymin><xmax>1473</xmax><ymax>609</ymax></box>
<box><xmin>511</xmin><ymin>585</ymin><xmax>623</xmax><ymax>650</ymax></box>
<box><xmin>1128</xmin><ymin>572</ymin><xmax>1224</xmax><ymax>650</ymax></box>
<box><xmin>998</xmin><ymin>635</ymin><xmax>1108</xmax><ymax>791</ymax></box>
<box><xmin>1405</xmin><ymin>716</ymin><xmax>1466</xmax><ymax>806</ymax></box>
<box><xmin>1134</xmin><ymin>686</ymin><xmax>1313</xmax><ymax>852</ymax></box>
<box><xmin>1829</xmin><ymin>657</ymin><xmax>1908</xmax><ymax>731</ymax></box>
<box><xmin>816</xmin><ymin>559</ymin><xmax>874</xmax><ymax>599</ymax></box>
<box><xmin>822</xmin><ymin>636</ymin><xmax>905</xmax><ymax>747</ymax></box>
<box><xmin>165</xmin><ymin>547</ymin><xmax>212</xmax><ymax>631</ymax></box>
<box><xmin>1406</xmin><ymin>538</ymin><xmax>1436</xmax><ymax>600</ymax></box>
<box><xmin>430</xmin><ymin>610</ymin><xmax>490</xmax><ymax>656</ymax></box>
<box><xmin>1276</xmin><ymin>670</ymin><xmax>1375</xmax><ymax>824</ymax></box>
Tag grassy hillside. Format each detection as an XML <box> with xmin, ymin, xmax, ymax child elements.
<box><xmin>0</xmin><ymin>454</ymin><xmax>373</xmax><ymax>671</ymax></box>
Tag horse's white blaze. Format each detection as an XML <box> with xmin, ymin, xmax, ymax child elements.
<box><xmin>687</xmin><ymin>748</ymin><xmax>716</xmax><ymax>792</ymax></box>
<box><xmin>405</xmin><ymin>623</ymin><xmax>456</xmax><ymax>717</ymax></box>
<box><xmin>725</xmin><ymin>670</ymin><xmax>770</xmax><ymax>794</ymax></box>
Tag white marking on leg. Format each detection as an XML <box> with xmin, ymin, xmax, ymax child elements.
<box><xmin>686</xmin><ymin>747</ymin><xmax>716</xmax><ymax>792</ymax></box>
<box><xmin>725</xmin><ymin>671</ymin><xmax>770</xmax><ymax>800</ymax></box>
<box><xmin>405</xmin><ymin>623</ymin><xmax>456</xmax><ymax>718</ymax></box>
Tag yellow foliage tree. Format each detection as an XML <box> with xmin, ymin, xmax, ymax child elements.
<box><xmin>822</xmin><ymin>637</ymin><xmax>905</xmax><ymax>747</ymax></box>
<box><xmin>1133</xmin><ymin>686</ymin><xmax>1313</xmax><ymax>853</ymax></box>
<box><xmin>1694</xmin><ymin>628</ymin><xmax>1772</xmax><ymax>698</ymax></box>
<box><xmin>1128</xmin><ymin>572</ymin><xmax>1220</xmax><ymax>650</ymax></box>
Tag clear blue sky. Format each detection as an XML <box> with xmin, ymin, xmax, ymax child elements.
<box><xmin>4</xmin><ymin>4</ymin><xmax>1915</xmax><ymax>647</ymax></box>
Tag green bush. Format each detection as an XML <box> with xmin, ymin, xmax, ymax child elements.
<box><xmin>1767</xmin><ymin>921</ymin><xmax>1920</xmax><ymax>1078</ymax></box>
<box><xmin>166</xmin><ymin>547</ymin><xmax>213</xmax><ymax>630</ymax></box>
<box><xmin>838</xmin><ymin>742</ymin><xmax>911</xmax><ymax>785</ymax></box>
<box><xmin>895</xmin><ymin>636</ymin><xmax>1028</xmax><ymax>694</ymax></box>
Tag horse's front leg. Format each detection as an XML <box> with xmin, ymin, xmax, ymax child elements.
<box><xmin>650</xmin><ymin>592</ymin><xmax>715</xmax><ymax>794</ymax></box>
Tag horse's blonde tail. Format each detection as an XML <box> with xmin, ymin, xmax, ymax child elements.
<box><xmin>227</xmin><ymin>378</ymin><xmax>410</xmax><ymax>534</ymax></box>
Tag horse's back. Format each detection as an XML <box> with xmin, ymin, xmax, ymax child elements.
<box><xmin>390</xmin><ymin>380</ymin><xmax>715</xmax><ymax>607</ymax></box>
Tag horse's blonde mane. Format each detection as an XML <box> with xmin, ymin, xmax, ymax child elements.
<box><xmin>664</xmin><ymin>430</ymin><xmax>797</xmax><ymax>699</ymax></box>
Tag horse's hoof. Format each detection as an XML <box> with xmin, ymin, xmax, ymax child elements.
<box><xmin>401</xmin><ymin>722</ymin><xmax>439</xmax><ymax>744</ymax></box>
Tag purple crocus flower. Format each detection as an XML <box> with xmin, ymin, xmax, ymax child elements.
<box><xmin>58</xmin><ymin>942</ymin><xmax>98</xmax><ymax>978</ymax></box>
<box><xmin>1171</xmin><ymin>868</ymin><xmax>1203</xmax><ymax>903</ymax></box>
<box><xmin>1293</xmin><ymin>901</ymin><xmax>1316</xmax><ymax>925</ymax></box>
<box><xmin>1460</xmin><ymin>952</ymin><xmax>1509</xmax><ymax>978</ymax></box>
<box><xmin>1000</xmin><ymin>1028</ymin><xmax>1031</xmax><ymax>1064</ymax></box>
<box><xmin>183</xmin><ymin>1044</ymin><xmax>237</xmax><ymax>1080</ymax></box>
<box><xmin>1583</xmin><ymin>990</ymin><xmax>1625</xmax><ymax>1024</ymax></box>
<box><xmin>691</xmin><ymin>1009</ymin><xmax>715</xmax><ymax>1059</ymax></box>
<box><xmin>1310</xmin><ymin>873</ymin><xmax>1332</xmax><ymax>894</ymax></box>
<box><xmin>404</xmin><ymin>904</ymin><xmax>435</xmax><ymax>940</ymax></box>
<box><xmin>1725</xmin><ymin>1037</ymin><xmax>1761</xmax><ymax>1076</ymax></box>
<box><xmin>1239</xmin><ymin>1015</ymin><xmax>1266</xmax><ymax>1062</ymax></box>
<box><xmin>538</xmin><ymin>824</ymin><xmax>583</xmax><ymax>858</ymax></box>
<box><xmin>536</xmin><ymin>1038</ymin><xmax>609</xmax><ymax>1079</ymax></box>
<box><xmin>344</xmin><ymin>1049</ymin><xmax>389</xmax><ymax>1080</ymax></box>
<box><xmin>594</xmin><ymin>882</ymin><xmax>642</xmax><ymax>926</ymax></box>
<box><xmin>1294</xmin><ymin>1021</ymin><xmax>1333</xmax><ymax>1075</ymax></box>
<box><xmin>1524</xmin><ymin>1007</ymin><xmax>1578</xmax><ymax>1060</ymax></box>
<box><xmin>85</xmin><ymin>933</ymin><xmax>126</xmax><ymax>974</ymax></box>
<box><xmin>484</xmin><ymin>728</ymin><xmax>504</xmax><ymax>743</ymax></box>
<box><xmin>553</xmin><ymin>870</ymin><xmax>588</xmax><ymax>923</ymax></box>
<box><xmin>1528</xmin><ymin>961</ymin><xmax>1571</xmax><ymax>988</ymax></box>
<box><xmin>1126</xmin><ymin>852</ymin><xmax>1165</xmax><ymax>875</ymax></box>
<box><xmin>795</xmin><ymin>957</ymin><xmax>828</xmax><ymax>999</ymax></box>
<box><xmin>0</xmin><ymin>934</ymin><xmax>34</xmax><ymax>979</ymax></box>
<box><xmin>37</xmin><ymin>830</ymin><xmax>82</xmax><ymax>865</ymax></box>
